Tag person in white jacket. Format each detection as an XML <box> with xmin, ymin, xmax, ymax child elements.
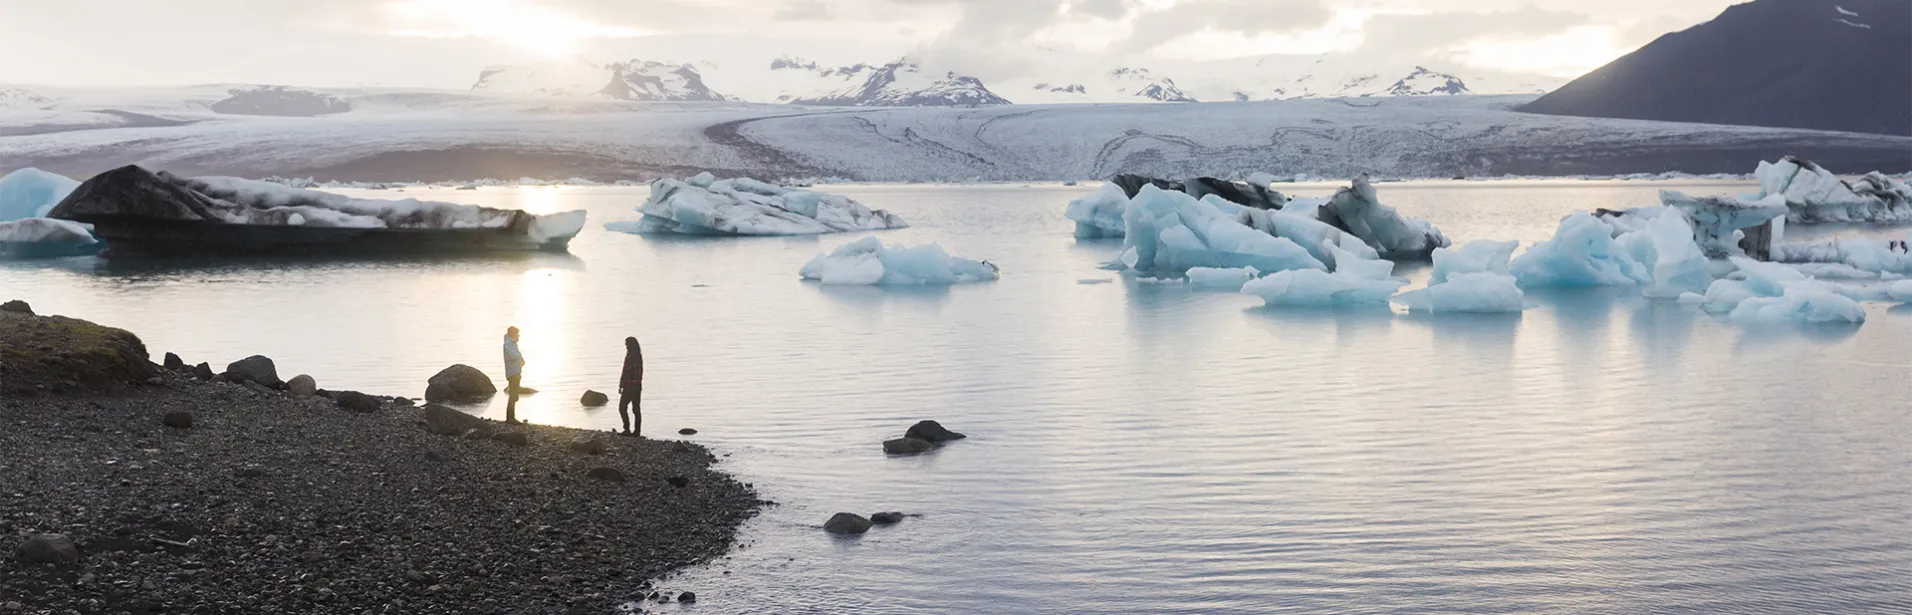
<box><xmin>503</xmin><ymin>326</ymin><xmax>525</xmax><ymax>423</ymax></box>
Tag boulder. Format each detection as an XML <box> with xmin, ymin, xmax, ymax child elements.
<box><xmin>0</xmin><ymin>312</ymin><xmax>158</xmax><ymax>395</ymax></box>
<box><xmin>870</xmin><ymin>512</ymin><xmax>905</xmax><ymax>525</ymax></box>
<box><xmin>335</xmin><ymin>391</ymin><xmax>380</xmax><ymax>413</ymax></box>
<box><xmin>677</xmin><ymin>592</ymin><xmax>697</xmax><ymax>603</ymax></box>
<box><xmin>14</xmin><ymin>533</ymin><xmax>80</xmax><ymax>564</ymax></box>
<box><xmin>585</xmin><ymin>467</ymin><xmax>626</xmax><ymax>483</ymax></box>
<box><xmin>492</xmin><ymin>431</ymin><xmax>529</xmax><ymax>447</ymax></box>
<box><xmin>161</xmin><ymin>411</ymin><xmax>193</xmax><ymax>429</ymax></box>
<box><xmin>224</xmin><ymin>355</ymin><xmax>283</xmax><ymax>388</ymax></box>
<box><xmin>425</xmin><ymin>364</ymin><xmax>496</xmax><ymax>403</ymax></box>
<box><xmin>823</xmin><ymin>513</ymin><xmax>872</xmax><ymax>535</ymax></box>
<box><xmin>422</xmin><ymin>404</ymin><xmax>492</xmax><ymax>437</ymax></box>
<box><xmin>192</xmin><ymin>363</ymin><xmax>214</xmax><ymax>381</ymax></box>
<box><xmin>0</xmin><ymin>300</ymin><xmax>31</xmax><ymax>314</ymax></box>
<box><xmin>905</xmin><ymin>420</ymin><xmax>966</xmax><ymax>443</ymax></box>
<box><xmin>580</xmin><ymin>390</ymin><xmax>609</xmax><ymax>407</ymax></box>
<box><xmin>567</xmin><ymin>436</ymin><xmax>609</xmax><ymax>455</ymax></box>
<box><xmin>393</xmin><ymin>397</ymin><xmax>415</xmax><ymax>407</ymax></box>
<box><xmin>882</xmin><ymin>437</ymin><xmax>934</xmax><ymax>455</ymax></box>
<box><xmin>678</xmin><ymin>428</ymin><xmax>698</xmax><ymax>435</ymax></box>
<box><xmin>163</xmin><ymin>352</ymin><xmax>185</xmax><ymax>371</ymax></box>
<box><xmin>285</xmin><ymin>374</ymin><xmax>317</xmax><ymax>398</ymax></box>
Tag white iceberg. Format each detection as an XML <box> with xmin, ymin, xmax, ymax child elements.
<box><xmin>799</xmin><ymin>237</ymin><xmax>999</xmax><ymax>285</ymax></box>
<box><xmin>1510</xmin><ymin>212</ymin><xmax>1650</xmax><ymax>287</ymax></box>
<box><xmin>1658</xmin><ymin>190</ymin><xmax>1788</xmax><ymax>258</ymax></box>
<box><xmin>1680</xmin><ymin>257</ymin><xmax>1867</xmax><ymax>324</ymax></box>
<box><xmin>622</xmin><ymin>174</ymin><xmax>906</xmax><ymax>236</ymax></box>
<box><xmin>1392</xmin><ymin>271</ymin><xmax>1525</xmax><ymax>313</ymax></box>
<box><xmin>1064</xmin><ymin>182</ymin><xmax>1128</xmax><ymax>238</ymax></box>
<box><xmin>0</xmin><ymin>218</ymin><xmax>100</xmax><ymax>258</ymax></box>
<box><xmin>1186</xmin><ymin>266</ymin><xmax>1260</xmax><ymax>290</ymax></box>
<box><xmin>1324</xmin><ymin>240</ymin><xmax>1394</xmax><ymax>280</ymax></box>
<box><xmin>1242</xmin><ymin>268</ymin><xmax>1405</xmax><ymax>306</ymax></box>
<box><xmin>1756</xmin><ymin>157</ymin><xmax>1912</xmax><ymax>223</ymax></box>
<box><xmin>1312</xmin><ymin>174</ymin><xmax>1449</xmax><ymax>258</ymax></box>
<box><xmin>1117</xmin><ymin>185</ymin><xmax>1325</xmax><ymax>275</ymax></box>
<box><xmin>1430</xmin><ymin>239</ymin><xmax>1517</xmax><ymax>284</ymax></box>
<box><xmin>0</xmin><ymin>168</ymin><xmax>80</xmax><ymax>221</ymax></box>
<box><xmin>1638</xmin><ymin>212</ymin><xmax>1713</xmax><ymax>299</ymax></box>
<box><xmin>184</xmin><ymin>175</ymin><xmax>587</xmax><ymax>235</ymax></box>
<box><xmin>1772</xmin><ymin>233</ymin><xmax>1912</xmax><ymax>274</ymax></box>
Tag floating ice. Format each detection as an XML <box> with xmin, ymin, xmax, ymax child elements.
<box><xmin>1186</xmin><ymin>266</ymin><xmax>1260</xmax><ymax>290</ymax></box>
<box><xmin>1681</xmin><ymin>257</ymin><xmax>1866</xmax><ymax>324</ymax></box>
<box><xmin>1658</xmin><ymin>190</ymin><xmax>1788</xmax><ymax>258</ymax></box>
<box><xmin>799</xmin><ymin>237</ymin><xmax>999</xmax><ymax>285</ymax></box>
<box><xmin>1119</xmin><ymin>185</ymin><xmax>1325</xmax><ymax>275</ymax></box>
<box><xmin>1392</xmin><ymin>271</ymin><xmax>1525</xmax><ymax>313</ymax></box>
<box><xmin>1316</xmin><ymin>174</ymin><xmax>1449</xmax><ymax>258</ymax></box>
<box><xmin>1772</xmin><ymin>232</ymin><xmax>1912</xmax><ymax>274</ymax></box>
<box><xmin>1065</xmin><ymin>183</ymin><xmax>1128</xmax><ymax>238</ymax></box>
<box><xmin>1235</xmin><ymin>205</ymin><xmax>1367</xmax><ymax>269</ymax></box>
<box><xmin>1325</xmin><ymin>240</ymin><xmax>1393</xmax><ymax>280</ymax></box>
<box><xmin>1241</xmin><ymin>268</ymin><xmax>1404</xmax><ymax>306</ymax></box>
<box><xmin>1510</xmin><ymin>212</ymin><xmax>1650</xmax><ymax>287</ymax></box>
<box><xmin>1639</xmin><ymin>212</ymin><xmax>1713</xmax><ymax>299</ymax></box>
<box><xmin>0</xmin><ymin>218</ymin><xmax>99</xmax><ymax>258</ymax></box>
<box><xmin>183</xmin><ymin>175</ymin><xmax>586</xmax><ymax>234</ymax></box>
<box><xmin>1431</xmin><ymin>239</ymin><xmax>1517</xmax><ymax>284</ymax></box>
<box><xmin>621</xmin><ymin>175</ymin><xmax>907</xmax><ymax>236</ymax></box>
<box><xmin>1756</xmin><ymin>157</ymin><xmax>1912</xmax><ymax>223</ymax></box>
<box><xmin>0</xmin><ymin>168</ymin><xmax>81</xmax><ymax>221</ymax></box>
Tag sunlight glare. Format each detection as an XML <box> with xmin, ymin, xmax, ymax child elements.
<box><xmin>386</xmin><ymin>0</ymin><xmax>644</xmax><ymax>58</ymax></box>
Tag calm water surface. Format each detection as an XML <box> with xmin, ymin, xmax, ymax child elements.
<box><xmin>4</xmin><ymin>181</ymin><xmax>1911</xmax><ymax>614</ymax></box>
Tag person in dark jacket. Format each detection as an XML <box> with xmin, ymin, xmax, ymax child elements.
<box><xmin>618</xmin><ymin>337</ymin><xmax>644</xmax><ymax>436</ymax></box>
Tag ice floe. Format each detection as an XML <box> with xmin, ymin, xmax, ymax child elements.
<box><xmin>1756</xmin><ymin>156</ymin><xmax>1912</xmax><ymax>223</ymax></box>
<box><xmin>618</xmin><ymin>173</ymin><xmax>906</xmax><ymax>236</ymax></box>
<box><xmin>1430</xmin><ymin>239</ymin><xmax>1517</xmax><ymax>284</ymax></box>
<box><xmin>1187</xmin><ymin>266</ymin><xmax>1260</xmax><ymax>290</ymax></box>
<box><xmin>1242</xmin><ymin>268</ymin><xmax>1405</xmax><ymax>306</ymax></box>
<box><xmin>1678</xmin><ymin>257</ymin><xmax>1867</xmax><ymax>324</ymax></box>
<box><xmin>799</xmin><ymin>237</ymin><xmax>999</xmax><ymax>285</ymax></box>
<box><xmin>0</xmin><ymin>168</ymin><xmax>80</xmax><ymax>221</ymax></box>
<box><xmin>1077</xmin><ymin>173</ymin><xmax>1448</xmax><ymax>260</ymax></box>
<box><xmin>1064</xmin><ymin>183</ymin><xmax>1128</xmax><ymax>238</ymax></box>
<box><xmin>1392</xmin><ymin>272</ymin><xmax>1525</xmax><ymax>313</ymax></box>
<box><xmin>1510</xmin><ymin>212</ymin><xmax>1650</xmax><ymax>287</ymax></box>
<box><xmin>1115</xmin><ymin>185</ymin><xmax>1325</xmax><ymax>275</ymax></box>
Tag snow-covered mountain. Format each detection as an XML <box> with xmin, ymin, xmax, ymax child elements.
<box><xmin>0</xmin><ymin>87</ymin><xmax>54</xmax><ymax>110</ymax></box>
<box><xmin>766</xmin><ymin>58</ymin><xmax>1011</xmax><ymax>107</ymax></box>
<box><xmin>471</xmin><ymin>58</ymin><xmax>729</xmax><ymax>102</ymax></box>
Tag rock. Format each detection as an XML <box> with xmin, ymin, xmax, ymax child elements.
<box><xmin>145</xmin><ymin>376</ymin><xmax>163</xmax><ymax>386</ymax></box>
<box><xmin>0</xmin><ymin>299</ymin><xmax>30</xmax><ymax>314</ymax></box>
<box><xmin>286</xmin><ymin>374</ymin><xmax>317</xmax><ymax>398</ymax></box>
<box><xmin>422</xmin><ymin>404</ymin><xmax>492</xmax><ymax>437</ymax></box>
<box><xmin>425</xmin><ymin>364</ymin><xmax>497</xmax><ymax>403</ymax></box>
<box><xmin>393</xmin><ymin>397</ymin><xmax>415</xmax><ymax>407</ymax></box>
<box><xmin>585</xmin><ymin>467</ymin><xmax>626</xmax><ymax>482</ymax></box>
<box><xmin>666</xmin><ymin>476</ymin><xmax>689</xmax><ymax>488</ymax></box>
<box><xmin>882</xmin><ymin>437</ymin><xmax>934</xmax><ymax>455</ymax></box>
<box><xmin>224</xmin><ymin>355</ymin><xmax>283</xmax><ymax>388</ymax></box>
<box><xmin>870</xmin><ymin>512</ymin><xmax>904</xmax><ymax>525</ymax></box>
<box><xmin>567</xmin><ymin>436</ymin><xmax>609</xmax><ymax>455</ymax></box>
<box><xmin>243</xmin><ymin>380</ymin><xmax>278</xmax><ymax>397</ymax></box>
<box><xmin>492</xmin><ymin>431</ymin><xmax>529</xmax><ymax>446</ymax></box>
<box><xmin>823</xmin><ymin>513</ymin><xmax>872</xmax><ymax>535</ymax></box>
<box><xmin>162</xmin><ymin>411</ymin><xmax>193</xmax><ymax>429</ymax></box>
<box><xmin>580</xmin><ymin>390</ymin><xmax>609</xmax><ymax>407</ymax></box>
<box><xmin>905</xmin><ymin>420</ymin><xmax>966</xmax><ymax>443</ymax></box>
<box><xmin>335</xmin><ymin>391</ymin><xmax>380</xmax><ymax>413</ymax></box>
<box><xmin>677</xmin><ymin>592</ymin><xmax>697</xmax><ymax>603</ymax></box>
<box><xmin>678</xmin><ymin>428</ymin><xmax>698</xmax><ymax>435</ymax></box>
<box><xmin>163</xmin><ymin>352</ymin><xmax>185</xmax><ymax>370</ymax></box>
<box><xmin>192</xmin><ymin>362</ymin><xmax>214</xmax><ymax>381</ymax></box>
<box><xmin>14</xmin><ymin>533</ymin><xmax>80</xmax><ymax>564</ymax></box>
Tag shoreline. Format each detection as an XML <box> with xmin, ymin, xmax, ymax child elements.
<box><xmin>0</xmin><ymin>308</ymin><xmax>766</xmax><ymax>614</ymax></box>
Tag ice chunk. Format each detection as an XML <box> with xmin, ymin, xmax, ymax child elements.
<box><xmin>1241</xmin><ymin>268</ymin><xmax>1405</xmax><ymax>306</ymax></box>
<box><xmin>1392</xmin><ymin>272</ymin><xmax>1525</xmax><ymax>313</ymax></box>
<box><xmin>0</xmin><ymin>168</ymin><xmax>81</xmax><ymax>221</ymax></box>
<box><xmin>1692</xmin><ymin>257</ymin><xmax>1867</xmax><ymax>323</ymax></box>
<box><xmin>1640</xmin><ymin>212</ymin><xmax>1713</xmax><ymax>299</ymax></box>
<box><xmin>1430</xmin><ymin>239</ymin><xmax>1517</xmax><ymax>284</ymax></box>
<box><xmin>1772</xmin><ymin>233</ymin><xmax>1912</xmax><ymax>274</ymax></box>
<box><xmin>1065</xmin><ymin>183</ymin><xmax>1129</xmax><ymax>238</ymax></box>
<box><xmin>1317</xmin><ymin>174</ymin><xmax>1449</xmax><ymax>258</ymax></box>
<box><xmin>623</xmin><ymin>176</ymin><xmax>907</xmax><ymax>236</ymax></box>
<box><xmin>1324</xmin><ymin>241</ymin><xmax>1393</xmax><ymax>280</ymax></box>
<box><xmin>1119</xmin><ymin>185</ymin><xmax>1325</xmax><ymax>275</ymax></box>
<box><xmin>1729</xmin><ymin>289</ymin><xmax>1866</xmax><ymax>324</ymax></box>
<box><xmin>1659</xmin><ymin>190</ymin><xmax>1787</xmax><ymax>258</ymax></box>
<box><xmin>1187</xmin><ymin>266</ymin><xmax>1260</xmax><ymax>289</ymax></box>
<box><xmin>1756</xmin><ymin>157</ymin><xmax>1912</xmax><ymax>222</ymax></box>
<box><xmin>1236</xmin><ymin>205</ymin><xmax>1360</xmax><ymax>268</ymax></box>
<box><xmin>1510</xmin><ymin>212</ymin><xmax>1650</xmax><ymax>287</ymax></box>
<box><xmin>184</xmin><ymin>175</ymin><xmax>577</xmax><ymax>231</ymax></box>
<box><xmin>799</xmin><ymin>237</ymin><xmax>999</xmax><ymax>285</ymax></box>
<box><xmin>0</xmin><ymin>218</ymin><xmax>99</xmax><ymax>258</ymax></box>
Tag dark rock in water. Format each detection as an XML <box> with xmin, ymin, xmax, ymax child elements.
<box><xmin>210</xmin><ymin>86</ymin><xmax>351</xmax><ymax>117</ymax></box>
<box><xmin>225</xmin><ymin>355</ymin><xmax>282</xmax><ymax>388</ymax></box>
<box><xmin>285</xmin><ymin>374</ymin><xmax>317</xmax><ymax>398</ymax></box>
<box><xmin>192</xmin><ymin>362</ymin><xmax>214</xmax><ymax>381</ymax></box>
<box><xmin>823</xmin><ymin>513</ymin><xmax>872</xmax><ymax>535</ymax></box>
<box><xmin>163</xmin><ymin>352</ymin><xmax>185</xmax><ymax>371</ymax></box>
<box><xmin>492</xmin><ymin>431</ymin><xmax>529</xmax><ymax>447</ymax></box>
<box><xmin>335</xmin><ymin>391</ymin><xmax>380</xmax><ymax>413</ymax></box>
<box><xmin>870</xmin><ymin>512</ymin><xmax>904</xmax><ymax>525</ymax></box>
<box><xmin>423</xmin><ymin>404</ymin><xmax>492</xmax><ymax>437</ymax></box>
<box><xmin>586</xmin><ymin>467</ymin><xmax>626</xmax><ymax>483</ymax></box>
<box><xmin>883</xmin><ymin>437</ymin><xmax>934</xmax><ymax>455</ymax></box>
<box><xmin>567</xmin><ymin>436</ymin><xmax>609</xmax><ymax>455</ymax></box>
<box><xmin>0</xmin><ymin>300</ymin><xmax>30</xmax><ymax>314</ymax></box>
<box><xmin>162</xmin><ymin>411</ymin><xmax>193</xmax><ymax>429</ymax></box>
<box><xmin>666</xmin><ymin>476</ymin><xmax>689</xmax><ymax>488</ymax></box>
<box><xmin>677</xmin><ymin>592</ymin><xmax>697</xmax><ymax>603</ymax></box>
<box><xmin>905</xmin><ymin>420</ymin><xmax>966</xmax><ymax>443</ymax></box>
<box><xmin>426</xmin><ymin>364</ymin><xmax>497</xmax><ymax>403</ymax></box>
<box><xmin>678</xmin><ymin>428</ymin><xmax>697</xmax><ymax>435</ymax></box>
<box><xmin>14</xmin><ymin>533</ymin><xmax>80</xmax><ymax>564</ymax></box>
<box><xmin>580</xmin><ymin>390</ymin><xmax>609</xmax><ymax>407</ymax></box>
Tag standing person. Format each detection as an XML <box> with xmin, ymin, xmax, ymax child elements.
<box><xmin>503</xmin><ymin>326</ymin><xmax>525</xmax><ymax>423</ymax></box>
<box><xmin>618</xmin><ymin>337</ymin><xmax>644</xmax><ymax>436</ymax></box>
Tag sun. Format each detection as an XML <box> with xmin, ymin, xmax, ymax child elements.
<box><xmin>386</xmin><ymin>0</ymin><xmax>644</xmax><ymax>58</ymax></box>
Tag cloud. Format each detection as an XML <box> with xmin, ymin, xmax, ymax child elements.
<box><xmin>1122</xmin><ymin>0</ymin><xmax>1335</xmax><ymax>53</ymax></box>
<box><xmin>774</xmin><ymin>0</ymin><xmax>835</xmax><ymax>20</ymax></box>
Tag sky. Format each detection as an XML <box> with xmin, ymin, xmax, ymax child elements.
<box><xmin>0</xmin><ymin>0</ymin><xmax>1747</xmax><ymax>88</ymax></box>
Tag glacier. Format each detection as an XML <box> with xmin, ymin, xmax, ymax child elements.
<box><xmin>0</xmin><ymin>168</ymin><xmax>81</xmax><ymax>221</ymax></box>
<box><xmin>799</xmin><ymin>237</ymin><xmax>999</xmax><ymax>285</ymax></box>
<box><xmin>617</xmin><ymin>173</ymin><xmax>907</xmax><ymax>236</ymax></box>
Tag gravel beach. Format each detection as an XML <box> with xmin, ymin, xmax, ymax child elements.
<box><xmin>0</xmin><ymin>308</ymin><xmax>765</xmax><ymax>614</ymax></box>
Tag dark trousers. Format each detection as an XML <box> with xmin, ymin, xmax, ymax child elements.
<box><xmin>619</xmin><ymin>388</ymin><xmax>642</xmax><ymax>435</ymax></box>
<box><xmin>505</xmin><ymin>375</ymin><xmax>522</xmax><ymax>423</ymax></box>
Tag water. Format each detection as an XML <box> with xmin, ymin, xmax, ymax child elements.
<box><xmin>6</xmin><ymin>181</ymin><xmax>1911</xmax><ymax>614</ymax></box>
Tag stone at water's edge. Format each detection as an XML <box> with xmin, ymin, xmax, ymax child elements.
<box><xmin>225</xmin><ymin>355</ymin><xmax>283</xmax><ymax>389</ymax></box>
<box><xmin>905</xmin><ymin>420</ymin><xmax>966</xmax><ymax>443</ymax></box>
<box><xmin>679</xmin><ymin>428</ymin><xmax>697</xmax><ymax>435</ymax></box>
<box><xmin>871</xmin><ymin>512</ymin><xmax>905</xmax><ymax>525</ymax></box>
<box><xmin>0</xmin><ymin>300</ymin><xmax>30</xmax><ymax>314</ymax></box>
<box><xmin>14</xmin><ymin>534</ymin><xmax>80</xmax><ymax>564</ymax></box>
<box><xmin>580</xmin><ymin>390</ymin><xmax>609</xmax><ymax>407</ymax></box>
<box><xmin>162</xmin><ymin>411</ymin><xmax>193</xmax><ymax>429</ymax></box>
<box><xmin>286</xmin><ymin>374</ymin><xmax>317</xmax><ymax>398</ymax></box>
<box><xmin>335</xmin><ymin>391</ymin><xmax>380</xmax><ymax>413</ymax></box>
<box><xmin>824</xmin><ymin>513</ymin><xmax>873</xmax><ymax>535</ymax></box>
<box><xmin>192</xmin><ymin>363</ymin><xmax>214</xmax><ymax>381</ymax></box>
<box><xmin>678</xmin><ymin>592</ymin><xmax>697</xmax><ymax>603</ymax></box>
<box><xmin>883</xmin><ymin>437</ymin><xmax>934</xmax><ymax>455</ymax></box>
<box><xmin>422</xmin><ymin>404</ymin><xmax>492</xmax><ymax>437</ymax></box>
<box><xmin>163</xmin><ymin>352</ymin><xmax>185</xmax><ymax>371</ymax></box>
<box><xmin>425</xmin><ymin>364</ymin><xmax>497</xmax><ymax>403</ymax></box>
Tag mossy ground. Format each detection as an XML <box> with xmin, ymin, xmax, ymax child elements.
<box><xmin>0</xmin><ymin>312</ymin><xmax>157</xmax><ymax>395</ymax></box>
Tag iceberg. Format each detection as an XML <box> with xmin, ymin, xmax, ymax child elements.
<box><xmin>1510</xmin><ymin>212</ymin><xmax>1650</xmax><ymax>287</ymax></box>
<box><xmin>1430</xmin><ymin>240</ymin><xmax>1517</xmax><ymax>284</ymax></box>
<box><xmin>1325</xmin><ymin>240</ymin><xmax>1393</xmax><ymax>280</ymax></box>
<box><xmin>1085</xmin><ymin>174</ymin><xmax>1448</xmax><ymax>260</ymax></box>
<box><xmin>1681</xmin><ymin>257</ymin><xmax>1867</xmax><ymax>324</ymax></box>
<box><xmin>1241</xmin><ymin>268</ymin><xmax>1405</xmax><ymax>306</ymax></box>
<box><xmin>1186</xmin><ymin>266</ymin><xmax>1260</xmax><ymax>290</ymax></box>
<box><xmin>47</xmin><ymin>165</ymin><xmax>586</xmax><ymax>256</ymax></box>
<box><xmin>623</xmin><ymin>173</ymin><xmax>906</xmax><ymax>236</ymax></box>
<box><xmin>1755</xmin><ymin>156</ymin><xmax>1912</xmax><ymax>223</ymax></box>
<box><xmin>1065</xmin><ymin>183</ymin><xmax>1129</xmax><ymax>238</ymax></box>
<box><xmin>799</xmin><ymin>237</ymin><xmax>999</xmax><ymax>285</ymax></box>
<box><xmin>1392</xmin><ymin>272</ymin><xmax>1525</xmax><ymax>313</ymax></box>
<box><xmin>1639</xmin><ymin>212</ymin><xmax>1713</xmax><ymax>299</ymax></box>
<box><xmin>1118</xmin><ymin>185</ymin><xmax>1325</xmax><ymax>275</ymax></box>
<box><xmin>0</xmin><ymin>168</ymin><xmax>81</xmax><ymax>221</ymax></box>
<box><xmin>0</xmin><ymin>218</ymin><xmax>100</xmax><ymax>258</ymax></box>
<box><xmin>1657</xmin><ymin>190</ymin><xmax>1788</xmax><ymax>259</ymax></box>
<box><xmin>1314</xmin><ymin>174</ymin><xmax>1449</xmax><ymax>259</ymax></box>
<box><xmin>1771</xmin><ymin>233</ymin><xmax>1912</xmax><ymax>274</ymax></box>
